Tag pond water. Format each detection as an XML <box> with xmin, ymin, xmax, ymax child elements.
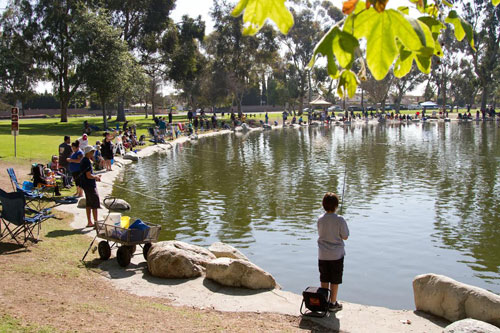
<box><xmin>112</xmin><ymin>122</ymin><xmax>500</xmax><ymax>309</ymax></box>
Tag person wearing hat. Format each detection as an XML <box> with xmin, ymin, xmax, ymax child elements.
<box><xmin>78</xmin><ymin>133</ymin><xmax>89</xmax><ymax>151</ymax></box>
<box><xmin>80</xmin><ymin>145</ymin><xmax>101</xmax><ymax>228</ymax></box>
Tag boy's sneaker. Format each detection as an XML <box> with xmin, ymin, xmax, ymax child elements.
<box><xmin>328</xmin><ymin>301</ymin><xmax>343</xmax><ymax>312</ymax></box>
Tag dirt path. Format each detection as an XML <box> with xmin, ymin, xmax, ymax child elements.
<box><xmin>0</xmin><ymin>210</ymin><xmax>323</xmax><ymax>332</ymax></box>
<box><xmin>0</xmin><ymin>160</ymin><xmax>32</xmax><ymax>192</ymax></box>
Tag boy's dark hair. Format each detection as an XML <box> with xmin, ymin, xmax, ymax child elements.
<box><xmin>71</xmin><ymin>140</ymin><xmax>79</xmax><ymax>148</ymax></box>
<box><xmin>322</xmin><ymin>192</ymin><xmax>339</xmax><ymax>212</ymax></box>
<box><xmin>64</xmin><ymin>135</ymin><xmax>70</xmax><ymax>141</ymax></box>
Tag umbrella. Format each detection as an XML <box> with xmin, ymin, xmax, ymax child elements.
<box><xmin>420</xmin><ymin>101</ymin><xmax>438</xmax><ymax>107</ymax></box>
<box><xmin>310</xmin><ymin>97</ymin><xmax>332</xmax><ymax>106</ymax></box>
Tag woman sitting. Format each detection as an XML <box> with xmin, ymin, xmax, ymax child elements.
<box><xmin>49</xmin><ymin>155</ymin><xmax>71</xmax><ymax>188</ymax></box>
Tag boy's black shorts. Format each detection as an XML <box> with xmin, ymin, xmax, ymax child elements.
<box><xmin>318</xmin><ymin>257</ymin><xmax>344</xmax><ymax>284</ymax></box>
<box><xmin>83</xmin><ymin>187</ymin><xmax>101</xmax><ymax>209</ymax></box>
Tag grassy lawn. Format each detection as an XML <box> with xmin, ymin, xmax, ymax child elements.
<box><xmin>0</xmin><ymin>112</ymin><xmax>285</xmax><ymax>162</ymax></box>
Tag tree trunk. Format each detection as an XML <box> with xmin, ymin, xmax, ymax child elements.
<box><xmin>116</xmin><ymin>95</ymin><xmax>126</xmax><ymax>121</ymax></box>
<box><xmin>102</xmin><ymin>99</ymin><xmax>108</xmax><ymax>130</ymax></box>
<box><xmin>480</xmin><ymin>79</ymin><xmax>489</xmax><ymax>110</ymax></box>
<box><xmin>151</xmin><ymin>78</ymin><xmax>156</xmax><ymax>119</ymax></box>
<box><xmin>60</xmin><ymin>98</ymin><xmax>69</xmax><ymax>123</ymax></box>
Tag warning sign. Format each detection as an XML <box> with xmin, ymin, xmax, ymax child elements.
<box><xmin>11</xmin><ymin>107</ymin><xmax>19</xmax><ymax>135</ymax></box>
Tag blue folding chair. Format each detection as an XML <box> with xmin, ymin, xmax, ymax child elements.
<box><xmin>6</xmin><ymin>168</ymin><xmax>44</xmax><ymax>209</ymax></box>
<box><xmin>0</xmin><ymin>189</ymin><xmax>54</xmax><ymax>246</ymax></box>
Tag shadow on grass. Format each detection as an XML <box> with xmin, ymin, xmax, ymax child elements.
<box><xmin>299</xmin><ymin>314</ymin><xmax>339</xmax><ymax>332</ymax></box>
<box><xmin>45</xmin><ymin>227</ymin><xmax>92</xmax><ymax>238</ymax></box>
<box><xmin>0</xmin><ymin>241</ymin><xmax>30</xmax><ymax>255</ymax></box>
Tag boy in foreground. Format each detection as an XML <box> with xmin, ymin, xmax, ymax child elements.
<box><xmin>317</xmin><ymin>192</ymin><xmax>349</xmax><ymax>311</ymax></box>
<box><xmin>80</xmin><ymin>146</ymin><xmax>101</xmax><ymax>228</ymax></box>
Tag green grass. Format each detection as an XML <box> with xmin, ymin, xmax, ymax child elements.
<box><xmin>0</xmin><ymin>314</ymin><xmax>57</xmax><ymax>333</ymax></box>
<box><xmin>0</xmin><ymin>112</ymin><xmax>284</xmax><ymax>162</ymax></box>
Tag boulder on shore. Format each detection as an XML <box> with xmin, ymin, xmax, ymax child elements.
<box><xmin>413</xmin><ymin>273</ymin><xmax>500</xmax><ymax>326</ymax></box>
<box><xmin>206</xmin><ymin>257</ymin><xmax>278</xmax><ymax>290</ymax></box>
<box><xmin>443</xmin><ymin>319</ymin><xmax>500</xmax><ymax>333</ymax></box>
<box><xmin>147</xmin><ymin>241</ymin><xmax>216</xmax><ymax>279</ymax></box>
<box><xmin>123</xmin><ymin>151</ymin><xmax>139</xmax><ymax>161</ymax></box>
<box><xmin>103</xmin><ymin>198</ymin><xmax>131</xmax><ymax>211</ymax></box>
<box><xmin>208</xmin><ymin>242</ymin><xmax>249</xmax><ymax>261</ymax></box>
<box><xmin>77</xmin><ymin>198</ymin><xmax>86</xmax><ymax>208</ymax></box>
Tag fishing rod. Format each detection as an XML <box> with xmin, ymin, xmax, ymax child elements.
<box><xmin>339</xmin><ymin>130</ymin><xmax>348</xmax><ymax>215</ymax></box>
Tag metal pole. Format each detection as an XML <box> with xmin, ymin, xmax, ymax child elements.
<box><xmin>14</xmin><ymin>133</ymin><xmax>17</xmax><ymax>157</ymax></box>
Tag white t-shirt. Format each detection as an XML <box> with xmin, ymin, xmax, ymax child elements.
<box><xmin>78</xmin><ymin>137</ymin><xmax>88</xmax><ymax>150</ymax></box>
<box><xmin>317</xmin><ymin>213</ymin><xmax>349</xmax><ymax>260</ymax></box>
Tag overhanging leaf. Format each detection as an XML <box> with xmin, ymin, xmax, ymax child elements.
<box><xmin>492</xmin><ymin>0</ymin><xmax>499</xmax><ymax>6</ymax></box>
<box><xmin>231</xmin><ymin>0</ymin><xmax>294</xmax><ymax>35</ymax></box>
<box><xmin>337</xmin><ymin>69</ymin><xmax>359</xmax><ymax>98</ymax></box>
<box><xmin>445</xmin><ymin>10</ymin><xmax>475</xmax><ymax>51</ymax></box>
<box><xmin>308</xmin><ymin>26</ymin><xmax>340</xmax><ymax>78</ymax></box>
<box><xmin>394</xmin><ymin>45</ymin><xmax>414</xmax><ymax>78</ymax></box>
<box><xmin>333</xmin><ymin>30</ymin><xmax>359</xmax><ymax>68</ymax></box>
<box><xmin>343</xmin><ymin>0</ymin><xmax>359</xmax><ymax>15</ymax></box>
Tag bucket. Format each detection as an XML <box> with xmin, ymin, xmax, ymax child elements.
<box><xmin>120</xmin><ymin>216</ymin><xmax>131</xmax><ymax>229</ymax></box>
<box><xmin>106</xmin><ymin>213</ymin><xmax>122</xmax><ymax>225</ymax></box>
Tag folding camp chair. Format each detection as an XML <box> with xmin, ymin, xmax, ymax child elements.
<box><xmin>31</xmin><ymin>164</ymin><xmax>61</xmax><ymax>197</ymax></box>
<box><xmin>6</xmin><ymin>168</ymin><xmax>44</xmax><ymax>210</ymax></box>
<box><xmin>0</xmin><ymin>189</ymin><xmax>54</xmax><ymax>246</ymax></box>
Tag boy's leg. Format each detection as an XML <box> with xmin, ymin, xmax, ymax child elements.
<box><xmin>85</xmin><ymin>207</ymin><xmax>92</xmax><ymax>226</ymax></box>
<box><xmin>92</xmin><ymin>208</ymin><xmax>98</xmax><ymax>224</ymax></box>
<box><xmin>330</xmin><ymin>284</ymin><xmax>339</xmax><ymax>303</ymax></box>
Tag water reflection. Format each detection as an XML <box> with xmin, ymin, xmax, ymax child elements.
<box><xmin>113</xmin><ymin>122</ymin><xmax>500</xmax><ymax>309</ymax></box>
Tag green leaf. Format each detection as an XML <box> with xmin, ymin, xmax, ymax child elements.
<box><xmin>394</xmin><ymin>45</ymin><xmax>414</xmax><ymax>78</ymax></box>
<box><xmin>493</xmin><ymin>0</ymin><xmax>499</xmax><ymax>6</ymax></box>
<box><xmin>445</xmin><ymin>10</ymin><xmax>475</xmax><ymax>50</ymax></box>
<box><xmin>418</xmin><ymin>16</ymin><xmax>445</xmax><ymax>56</ymax></box>
<box><xmin>308</xmin><ymin>26</ymin><xmax>340</xmax><ymax>79</ymax></box>
<box><xmin>232</xmin><ymin>0</ymin><xmax>294</xmax><ymax>35</ymax></box>
<box><xmin>337</xmin><ymin>70</ymin><xmax>359</xmax><ymax>98</ymax></box>
<box><xmin>344</xmin><ymin>8</ymin><xmax>428</xmax><ymax>80</ymax></box>
<box><xmin>442</xmin><ymin>0</ymin><xmax>453</xmax><ymax>7</ymax></box>
<box><xmin>333</xmin><ymin>30</ymin><xmax>359</xmax><ymax>69</ymax></box>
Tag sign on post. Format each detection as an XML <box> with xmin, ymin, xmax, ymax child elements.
<box><xmin>11</xmin><ymin>107</ymin><xmax>19</xmax><ymax>157</ymax></box>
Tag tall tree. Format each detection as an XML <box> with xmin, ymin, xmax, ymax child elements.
<box><xmin>280</xmin><ymin>7</ymin><xmax>323</xmax><ymax>114</ymax></box>
<box><xmin>360</xmin><ymin>72</ymin><xmax>395</xmax><ymax>111</ymax></box>
<box><xmin>104</xmin><ymin>0</ymin><xmax>175</xmax><ymax>121</ymax></box>
<box><xmin>0</xmin><ymin>4</ymin><xmax>41</xmax><ymax>114</ymax></box>
<box><xmin>462</xmin><ymin>0</ymin><xmax>500</xmax><ymax>110</ymax></box>
<box><xmin>26</xmin><ymin>0</ymin><xmax>93</xmax><ymax>122</ymax></box>
<box><xmin>392</xmin><ymin>66</ymin><xmax>425</xmax><ymax>112</ymax></box>
<box><xmin>74</xmin><ymin>8</ymin><xmax>132</xmax><ymax>129</ymax></box>
<box><xmin>207</xmin><ymin>0</ymin><xmax>277</xmax><ymax>114</ymax></box>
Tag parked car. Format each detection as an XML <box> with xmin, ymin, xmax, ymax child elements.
<box><xmin>348</xmin><ymin>105</ymin><xmax>363</xmax><ymax>111</ymax></box>
<box><xmin>328</xmin><ymin>105</ymin><xmax>342</xmax><ymax>111</ymax></box>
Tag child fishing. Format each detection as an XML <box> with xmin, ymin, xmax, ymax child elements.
<box><xmin>317</xmin><ymin>192</ymin><xmax>349</xmax><ymax>311</ymax></box>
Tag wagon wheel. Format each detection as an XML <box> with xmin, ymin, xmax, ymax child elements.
<box><xmin>143</xmin><ymin>243</ymin><xmax>152</xmax><ymax>260</ymax></box>
<box><xmin>116</xmin><ymin>246</ymin><xmax>132</xmax><ymax>267</ymax></box>
<box><xmin>98</xmin><ymin>241</ymin><xmax>111</xmax><ymax>260</ymax></box>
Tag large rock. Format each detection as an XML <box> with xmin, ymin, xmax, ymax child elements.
<box><xmin>443</xmin><ymin>319</ymin><xmax>500</xmax><ymax>333</ymax></box>
<box><xmin>208</xmin><ymin>242</ymin><xmax>249</xmax><ymax>261</ymax></box>
<box><xmin>77</xmin><ymin>197</ymin><xmax>86</xmax><ymax>208</ymax></box>
<box><xmin>147</xmin><ymin>241</ymin><xmax>216</xmax><ymax>279</ymax></box>
<box><xmin>206</xmin><ymin>257</ymin><xmax>278</xmax><ymax>290</ymax></box>
<box><xmin>413</xmin><ymin>273</ymin><xmax>500</xmax><ymax>326</ymax></box>
<box><xmin>103</xmin><ymin>198</ymin><xmax>130</xmax><ymax>211</ymax></box>
<box><xmin>123</xmin><ymin>151</ymin><xmax>139</xmax><ymax>161</ymax></box>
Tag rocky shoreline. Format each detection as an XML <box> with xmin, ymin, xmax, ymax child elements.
<box><xmin>55</xmin><ymin>125</ymin><xmax>499</xmax><ymax>332</ymax></box>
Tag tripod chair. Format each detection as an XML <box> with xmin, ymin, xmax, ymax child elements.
<box><xmin>0</xmin><ymin>189</ymin><xmax>54</xmax><ymax>246</ymax></box>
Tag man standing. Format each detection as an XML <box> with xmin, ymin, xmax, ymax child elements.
<box><xmin>80</xmin><ymin>146</ymin><xmax>101</xmax><ymax>228</ymax></box>
<box><xmin>59</xmin><ymin>136</ymin><xmax>72</xmax><ymax>171</ymax></box>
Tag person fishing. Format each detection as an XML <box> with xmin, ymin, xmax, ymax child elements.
<box><xmin>80</xmin><ymin>146</ymin><xmax>102</xmax><ymax>228</ymax></box>
<box><xmin>317</xmin><ymin>192</ymin><xmax>349</xmax><ymax>311</ymax></box>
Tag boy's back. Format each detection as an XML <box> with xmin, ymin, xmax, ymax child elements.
<box><xmin>317</xmin><ymin>213</ymin><xmax>349</xmax><ymax>261</ymax></box>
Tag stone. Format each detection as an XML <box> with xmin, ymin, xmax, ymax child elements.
<box><xmin>413</xmin><ymin>273</ymin><xmax>500</xmax><ymax>326</ymax></box>
<box><xmin>206</xmin><ymin>257</ymin><xmax>278</xmax><ymax>290</ymax></box>
<box><xmin>103</xmin><ymin>198</ymin><xmax>130</xmax><ymax>211</ymax></box>
<box><xmin>77</xmin><ymin>197</ymin><xmax>86</xmax><ymax>208</ymax></box>
<box><xmin>208</xmin><ymin>242</ymin><xmax>249</xmax><ymax>261</ymax></box>
<box><xmin>123</xmin><ymin>151</ymin><xmax>139</xmax><ymax>161</ymax></box>
<box><xmin>443</xmin><ymin>319</ymin><xmax>500</xmax><ymax>333</ymax></box>
<box><xmin>147</xmin><ymin>241</ymin><xmax>216</xmax><ymax>279</ymax></box>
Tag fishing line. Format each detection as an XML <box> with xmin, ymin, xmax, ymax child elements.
<box><xmin>100</xmin><ymin>180</ymin><xmax>169</xmax><ymax>204</ymax></box>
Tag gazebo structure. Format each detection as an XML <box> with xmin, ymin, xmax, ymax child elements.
<box><xmin>310</xmin><ymin>97</ymin><xmax>332</xmax><ymax>108</ymax></box>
